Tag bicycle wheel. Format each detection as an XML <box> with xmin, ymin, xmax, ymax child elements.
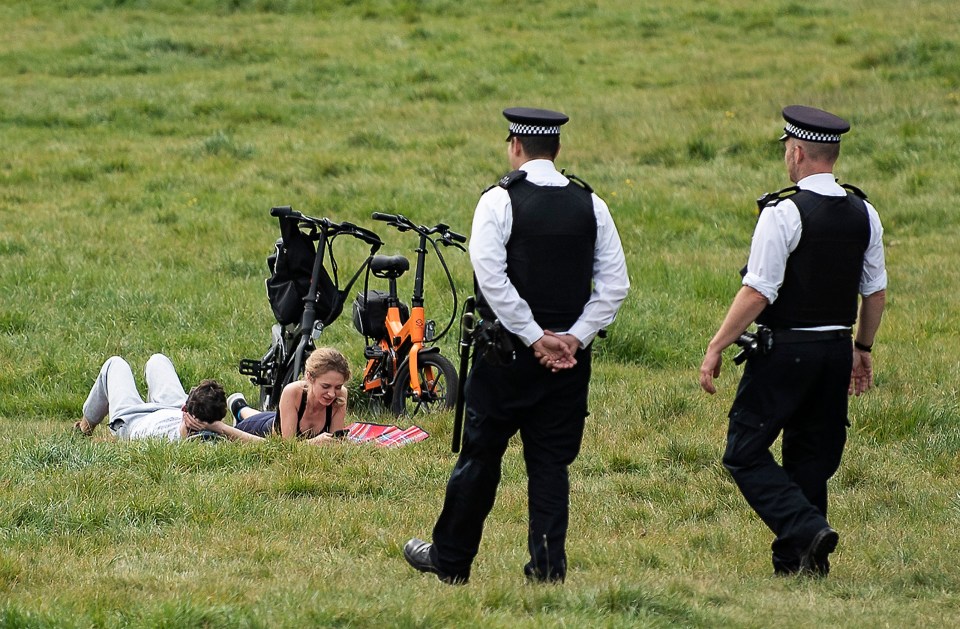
<box><xmin>276</xmin><ymin>360</ymin><xmax>302</xmax><ymax>408</ymax></box>
<box><xmin>257</xmin><ymin>341</ymin><xmax>284</xmax><ymax>411</ymax></box>
<box><xmin>260</xmin><ymin>345</ymin><xmax>305</xmax><ymax>412</ymax></box>
<box><xmin>390</xmin><ymin>352</ymin><xmax>458</xmax><ymax>417</ymax></box>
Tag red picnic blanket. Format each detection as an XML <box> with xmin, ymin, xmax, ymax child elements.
<box><xmin>345</xmin><ymin>422</ymin><xmax>429</xmax><ymax>447</ymax></box>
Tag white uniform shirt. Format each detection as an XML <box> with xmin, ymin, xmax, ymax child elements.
<box><xmin>469</xmin><ymin>159</ymin><xmax>630</xmax><ymax>347</ymax></box>
<box><xmin>743</xmin><ymin>173</ymin><xmax>887</xmax><ymax>329</ymax></box>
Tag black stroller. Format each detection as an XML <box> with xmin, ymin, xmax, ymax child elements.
<box><xmin>239</xmin><ymin>206</ymin><xmax>383</xmax><ymax>410</ymax></box>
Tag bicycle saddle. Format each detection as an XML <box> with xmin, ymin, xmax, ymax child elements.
<box><xmin>371</xmin><ymin>254</ymin><xmax>410</xmax><ymax>278</ymax></box>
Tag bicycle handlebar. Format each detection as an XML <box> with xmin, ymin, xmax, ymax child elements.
<box><xmin>272</xmin><ymin>206</ymin><xmax>383</xmax><ymax>247</ymax></box>
<box><xmin>270</xmin><ymin>205</ymin><xmax>298</xmax><ymax>218</ymax></box>
<box><xmin>371</xmin><ymin>212</ymin><xmax>466</xmax><ymax>244</ymax></box>
<box><xmin>336</xmin><ymin>221</ymin><xmax>384</xmax><ymax>247</ymax></box>
<box><xmin>371</xmin><ymin>210</ymin><xmax>465</xmax><ymax>344</ymax></box>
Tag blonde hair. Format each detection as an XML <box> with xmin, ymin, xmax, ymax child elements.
<box><xmin>304</xmin><ymin>347</ymin><xmax>351</xmax><ymax>406</ymax></box>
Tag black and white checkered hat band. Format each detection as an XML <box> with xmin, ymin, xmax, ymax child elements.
<box><xmin>783</xmin><ymin>122</ymin><xmax>841</xmax><ymax>143</ymax></box>
<box><xmin>509</xmin><ymin>122</ymin><xmax>561</xmax><ymax>136</ymax></box>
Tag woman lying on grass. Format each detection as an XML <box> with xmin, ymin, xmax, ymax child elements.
<box><xmin>224</xmin><ymin>347</ymin><xmax>350</xmax><ymax>446</ymax></box>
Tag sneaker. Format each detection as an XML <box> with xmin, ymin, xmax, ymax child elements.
<box><xmin>226</xmin><ymin>393</ymin><xmax>248</xmax><ymax>423</ymax></box>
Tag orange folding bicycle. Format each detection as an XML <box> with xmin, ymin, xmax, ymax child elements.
<box><xmin>351</xmin><ymin>212</ymin><xmax>466</xmax><ymax>416</ymax></box>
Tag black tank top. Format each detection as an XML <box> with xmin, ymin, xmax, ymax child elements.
<box><xmin>275</xmin><ymin>388</ymin><xmax>333</xmax><ymax>438</ymax></box>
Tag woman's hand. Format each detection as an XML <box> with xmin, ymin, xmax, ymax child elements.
<box><xmin>306</xmin><ymin>432</ymin><xmax>339</xmax><ymax>446</ymax></box>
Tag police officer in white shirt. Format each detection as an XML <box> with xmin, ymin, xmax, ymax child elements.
<box><xmin>404</xmin><ymin>107</ymin><xmax>629</xmax><ymax>584</ymax></box>
<box><xmin>700</xmin><ymin>105</ymin><xmax>887</xmax><ymax>576</ymax></box>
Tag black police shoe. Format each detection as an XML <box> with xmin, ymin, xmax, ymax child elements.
<box><xmin>774</xmin><ymin>565</ymin><xmax>800</xmax><ymax>577</ymax></box>
<box><xmin>524</xmin><ymin>561</ymin><xmax>565</xmax><ymax>584</ymax></box>
<box><xmin>799</xmin><ymin>527</ymin><xmax>839</xmax><ymax>576</ymax></box>
<box><xmin>403</xmin><ymin>538</ymin><xmax>467</xmax><ymax>585</ymax></box>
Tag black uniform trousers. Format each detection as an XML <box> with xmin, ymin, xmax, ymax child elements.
<box><xmin>430</xmin><ymin>343</ymin><xmax>591</xmax><ymax>582</ymax></box>
<box><xmin>722</xmin><ymin>336</ymin><xmax>851</xmax><ymax>573</ymax></box>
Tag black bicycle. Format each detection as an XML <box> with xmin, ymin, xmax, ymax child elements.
<box><xmin>351</xmin><ymin>212</ymin><xmax>466</xmax><ymax>416</ymax></box>
<box><xmin>239</xmin><ymin>206</ymin><xmax>383</xmax><ymax>410</ymax></box>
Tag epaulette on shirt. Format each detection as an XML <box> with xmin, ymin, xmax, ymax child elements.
<box><xmin>755</xmin><ymin>185</ymin><xmax>800</xmax><ymax>214</ymax></box>
<box><xmin>481</xmin><ymin>169</ymin><xmax>527</xmax><ymax>195</ymax></box>
<box><xmin>564</xmin><ymin>172</ymin><xmax>593</xmax><ymax>193</ymax></box>
<box><xmin>481</xmin><ymin>169</ymin><xmax>598</xmax><ymax>195</ymax></box>
<box><xmin>755</xmin><ymin>182</ymin><xmax>869</xmax><ymax>216</ymax></box>
<box><xmin>498</xmin><ymin>169</ymin><xmax>527</xmax><ymax>189</ymax></box>
<box><xmin>840</xmin><ymin>182</ymin><xmax>868</xmax><ymax>200</ymax></box>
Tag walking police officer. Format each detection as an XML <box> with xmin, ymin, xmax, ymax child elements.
<box><xmin>404</xmin><ymin>107</ymin><xmax>629</xmax><ymax>584</ymax></box>
<box><xmin>700</xmin><ymin>105</ymin><xmax>887</xmax><ymax>576</ymax></box>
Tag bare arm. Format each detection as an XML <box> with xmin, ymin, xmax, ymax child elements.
<box><xmin>182</xmin><ymin>412</ymin><xmax>265</xmax><ymax>443</ymax></box>
<box><xmin>329</xmin><ymin>388</ymin><xmax>348</xmax><ymax>432</ymax></box>
<box><xmin>277</xmin><ymin>381</ymin><xmax>305</xmax><ymax>439</ymax></box>
<box><xmin>855</xmin><ymin>289</ymin><xmax>885</xmax><ymax>348</ymax></box>
<box><xmin>851</xmin><ymin>289</ymin><xmax>886</xmax><ymax>396</ymax></box>
<box><xmin>699</xmin><ymin>286</ymin><xmax>770</xmax><ymax>394</ymax></box>
<box><xmin>207</xmin><ymin>421</ymin><xmax>266</xmax><ymax>443</ymax></box>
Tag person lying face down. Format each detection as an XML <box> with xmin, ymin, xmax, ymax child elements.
<box><xmin>226</xmin><ymin>347</ymin><xmax>351</xmax><ymax>446</ymax></box>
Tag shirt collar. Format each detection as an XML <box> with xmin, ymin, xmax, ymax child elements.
<box><xmin>520</xmin><ymin>159</ymin><xmax>559</xmax><ymax>174</ymax></box>
<box><xmin>519</xmin><ymin>159</ymin><xmax>568</xmax><ymax>185</ymax></box>
<box><xmin>797</xmin><ymin>172</ymin><xmax>845</xmax><ymax>196</ymax></box>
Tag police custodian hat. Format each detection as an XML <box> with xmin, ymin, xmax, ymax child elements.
<box><xmin>779</xmin><ymin>105</ymin><xmax>850</xmax><ymax>143</ymax></box>
<box><xmin>503</xmin><ymin>107</ymin><xmax>569</xmax><ymax>139</ymax></box>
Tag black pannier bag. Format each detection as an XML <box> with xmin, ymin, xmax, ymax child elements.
<box><xmin>266</xmin><ymin>215</ymin><xmax>341</xmax><ymax>326</ymax></box>
<box><xmin>352</xmin><ymin>290</ymin><xmax>409</xmax><ymax>339</ymax></box>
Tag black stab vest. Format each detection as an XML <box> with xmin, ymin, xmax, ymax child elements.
<box><xmin>477</xmin><ymin>178</ymin><xmax>597</xmax><ymax>331</ymax></box>
<box><xmin>757</xmin><ymin>190</ymin><xmax>870</xmax><ymax>328</ymax></box>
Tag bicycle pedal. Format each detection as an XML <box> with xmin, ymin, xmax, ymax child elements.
<box><xmin>238</xmin><ymin>358</ymin><xmax>271</xmax><ymax>386</ymax></box>
<box><xmin>238</xmin><ymin>359</ymin><xmax>262</xmax><ymax>377</ymax></box>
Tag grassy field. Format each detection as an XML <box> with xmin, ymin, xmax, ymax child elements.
<box><xmin>2</xmin><ymin>0</ymin><xmax>960</xmax><ymax>626</ymax></box>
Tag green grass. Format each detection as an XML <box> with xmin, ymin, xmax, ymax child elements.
<box><xmin>2</xmin><ymin>0</ymin><xmax>960</xmax><ymax>626</ymax></box>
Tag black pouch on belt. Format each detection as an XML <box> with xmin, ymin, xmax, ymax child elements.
<box><xmin>473</xmin><ymin>319</ymin><xmax>516</xmax><ymax>366</ymax></box>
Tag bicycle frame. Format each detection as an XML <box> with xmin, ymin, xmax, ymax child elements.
<box><xmin>361</xmin><ymin>307</ymin><xmax>430</xmax><ymax>396</ymax></box>
<box><xmin>359</xmin><ymin>213</ymin><xmax>465</xmax><ymax>410</ymax></box>
<box><xmin>363</xmin><ymin>234</ymin><xmax>430</xmax><ymax>397</ymax></box>
<box><xmin>241</xmin><ymin>206</ymin><xmax>383</xmax><ymax>410</ymax></box>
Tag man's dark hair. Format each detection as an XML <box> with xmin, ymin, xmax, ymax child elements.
<box><xmin>184</xmin><ymin>379</ymin><xmax>227</xmax><ymax>423</ymax></box>
<box><xmin>516</xmin><ymin>135</ymin><xmax>560</xmax><ymax>160</ymax></box>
